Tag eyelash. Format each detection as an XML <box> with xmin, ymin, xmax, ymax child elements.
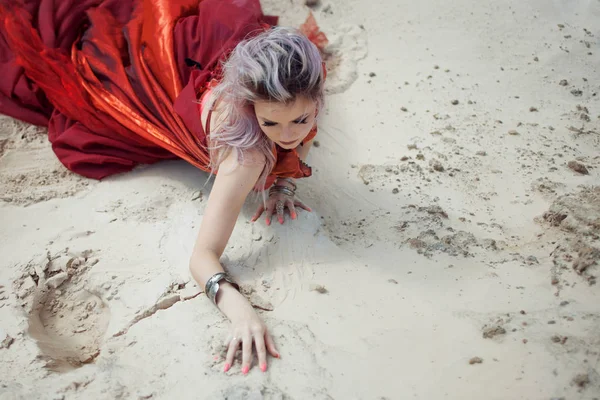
<box><xmin>261</xmin><ymin>118</ymin><xmax>309</xmax><ymax>127</ymax></box>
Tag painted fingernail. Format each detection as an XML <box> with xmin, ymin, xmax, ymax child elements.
<box><xmin>292</xmin><ymin>213</ymin><xmax>297</xmax><ymax>219</ymax></box>
<box><xmin>266</xmin><ymin>218</ymin><xmax>271</xmax><ymax>226</ymax></box>
<box><xmin>223</xmin><ymin>363</ymin><xmax>230</xmax><ymax>372</ymax></box>
<box><xmin>275</xmin><ymin>353</ymin><xmax>280</xmax><ymax>359</ymax></box>
<box><xmin>278</xmin><ymin>217</ymin><xmax>283</xmax><ymax>224</ymax></box>
<box><xmin>260</xmin><ymin>364</ymin><xmax>267</xmax><ymax>372</ymax></box>
<box><xmin>242</xmin><ymin>366</ymin><xmax>249</xmax><ymax>375</ymax></box>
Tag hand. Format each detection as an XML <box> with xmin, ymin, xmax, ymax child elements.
<box><xmin>223</xmin><ymin>304</ymin><xmax>280</xmax><ymax>374</ymax></box>
<box><xmin>251</xmin><ymin>185</ymin><xmax>311</xmax><ymax>225</ymax></box>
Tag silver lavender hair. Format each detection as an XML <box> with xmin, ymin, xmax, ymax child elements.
<box><xmin>207</xmin><ymin>26</ymin><xmax>325</xmax><ymax>189</ymax></box>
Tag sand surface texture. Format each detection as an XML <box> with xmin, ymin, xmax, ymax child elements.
<box><xmin>1</xmin><ymin>0</ymin><xmax>599</xmax><ymax>399</ymax></box>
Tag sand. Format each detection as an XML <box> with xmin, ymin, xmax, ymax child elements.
<box><xmin>1</xmin><ymin>0</ymin><xmax>599</xmax><ymax>398</ymax></box>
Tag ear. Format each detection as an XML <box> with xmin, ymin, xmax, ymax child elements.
<box><xmin>321</xmin><ymin>61</ymin><xmax>327</xmax><ymax>81</ymax></box>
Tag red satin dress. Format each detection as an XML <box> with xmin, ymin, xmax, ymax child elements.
<box><xmin>0</xmin><ymin>0</ymin><xmax>328</xmax><ymax>188</ymax></box>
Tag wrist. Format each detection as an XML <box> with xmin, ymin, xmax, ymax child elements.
<box><xmin>275</xmin><ymin>177</ymin><xmax>296</xmax><ymax>191</ymax></box>
<box><xmin>216</xmin><ymin>282</ymin><xmax>253</xmax><ymax>319</ymax></box>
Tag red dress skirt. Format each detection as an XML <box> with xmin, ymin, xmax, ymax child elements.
<box><xmin>0</xmin><ymin>0</ymin><xmax>327</xmax><ymax>187</ymax></box>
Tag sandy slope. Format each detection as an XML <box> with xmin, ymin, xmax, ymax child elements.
<box><xmin>0</xmin><ymin>0</ymin><xmax>599</xmax><ymax>399</ymax></box>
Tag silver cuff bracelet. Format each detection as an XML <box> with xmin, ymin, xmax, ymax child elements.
<box><xmin>205</xmin><ymin>272</ymin><xmax>239</xmax><ymax>306</ymax></box>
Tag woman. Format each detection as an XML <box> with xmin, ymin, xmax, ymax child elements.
<box><xmin>0</xmin><ymin>0</ymin><xmax>327</xmax><ymax>374</ymax></box>
<box><xmin>192</xmin><ymin>27</ymin><xmax>326</xmax><ymax>374</ymax></box>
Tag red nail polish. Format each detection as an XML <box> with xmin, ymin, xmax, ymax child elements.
<box><xmin>266</xmin><ymin>218</ymin><xmax>270</xmax><ymax>226</ymax></box>
<box><xmin>292</xmin><ymin>213</ymin><xmax>297</xmax><ymax>219</ymax></box>
<box><xmin>242</xmin><ymin>366</ymin><xmax>249</xmax><ymax>374</ymax></box>
<box><xmin>260</xmin><ymin>364</ymin><xmax>267</xmax><ymax>372</ymax></box>
<box><xmin>223</xmin><ymin>363</ymin><xmax>230</xmax><ymax>372</ymax></box>
<box><xmin>275</xmin><ymin>353</ymin><xmax>280</xmax><ymax>359</ymax></box>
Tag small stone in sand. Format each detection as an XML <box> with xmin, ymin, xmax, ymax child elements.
<box><xmin>451</xmin><ymin>99</ymin><xmax>459</xmax><ymax>105</ymax></box>
<box><xmin>570</xmin><ymin>89</ymin><xmax>583</xmax><ymax>96</ymax></box>
<box><xmin>1</xmin><ymin>330</ymin><xmax>14</xmax><ymax>349</ymax></box>
<box><xmin>476</xmin><ymin>151</ymin><xmax>487</xmax><ymax>156</ymax></box>
<box><xmin>313</xmin><ymin>140</ymin><xmax>320</xmax><ymax>148</ymax></box>
<box><xmin>559</xmin><ymin>79</ymin><xmax>568</xmax><ymax>86</ymax></box>
<box><xmin>305</xmin><ymin>0</ymin><xmax>320</xmax><ymax>7</ymax></box>
<box><xmin>529</xmin><ymin>107</ymin><xmax>538</xmax><ymax>112</ymax></box>
<box><xmin>508</xmin><ymin>130</ymin><xmax>519</xmax><ymax>135</ymax></box>
<box><xmin>388</xmin><ymin>279</ymin><xmax>398</xmax><ymax>284</ymax></box>
<box><xmin>430</xmin><ymin>159</ymin><xmax>444</xmax><ymax>172</ymax></box>
<box><xmin>551</xmin><ymin>335</ymin><xmax>567</xmax><ymax>344</ymax></box>
<box><xmin>407</xmin><ymin>144</ymin><xmax>417</xmax><ymax>150</ymax></box>
<box><xmin>191</xmin><ymin>191</ymin><xmax>203</xmax><ymax>201</ymax></box>
<box><xmin>46</xmin><ymin>272</ymin><xmax>68</xmax><ymax>289</ymax></box>
<box><xmin>483</xmin><ymin>326</ymin><xmax>506</xmax><ymax>339</ymax></box>
<box><xmin>401</xmin><ymin>107</ymin><xmax>408</xmax><ymax>112</ymax></box>
<box><xmin>469</xmin><ymin>357</ymin><xmax>483</xmax><ymax>365</ymax></box>
<box><xmin>534</xmin><ymin>56</ymin><xmax>539</xmax><ymax>61</ymax></box>
<box><xmin>310</xmin><ymin>285</ymin><xmax>328</xmax><ymax>294</ymax></box>
<box><xmin>392</xmin><ymin>188</ymin><xmax>399</xmax><ymax>194</ymax></box>
<box><xmin>567</xmin><ymin>160</ymin><xmax>589</xmax><ymax>175</ymax></box>
<box><xmin>572</xmin><ymin>373</ymin><xmax>590</xmax><ymax>389</ymax></box>
<box><xmin>369</xmin><ymin>72</ymin><xmax>376</xmax><ymax>77</ymax></box>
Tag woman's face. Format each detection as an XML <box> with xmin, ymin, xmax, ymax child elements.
<box><xmin>254</xmin><ymin>96</ymin><xmax>317</xmax><ymax>149</ymax></box>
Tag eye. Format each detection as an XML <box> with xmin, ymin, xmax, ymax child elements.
<box><xmin>262</xmin><ymin>121</ymin><xmax>277</xmax><ymax>127</ymax></box>
<box><xmin>294</xmin><ymin>118</ymin><xmax>309</xmax><ymax>124</ymax></box>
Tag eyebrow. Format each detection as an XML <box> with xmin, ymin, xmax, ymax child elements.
<box><xmin>259</xmin><ymin>113</ymin><xmax>309</xmax><ymax>124</ymax></box>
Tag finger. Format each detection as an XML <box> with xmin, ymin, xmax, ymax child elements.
<box><xmin>276</xmin><ymin>201</ymin><xmax>285</xmax><ymax>224</ymax></box>
<box><xmin>254</xmin><ymin>334</ymin><xmax>268</xmax><ymax>372</ymax></box>
<box><xmin>241</xmin><ymin>335</ymin><xmax>253</xmax><ymax>375</ymax></box>
<box><xmin>264</xmin><ymin>331</ymin><xmax>280</xmax><ymax>359</ymax></box>
<box><xmin>286</xmin><ymin>199</ymin><xmax>297</xmax><ymax>220</ymax></box>
<box><xmin>224</xmin><ymin>337</ymin><xmax>240</xmax><ymax>373</ymax></box>
<box><xmin>251</xmin><ymin>205</ymin><xmax>265</xmax><ymax>222</ymax></box>
<box><xmin>265</xmin><ymin>202</ymin><xmax>276</xmax><ymax>226</ymax></box>
<box><xmin>293</xmin><ymin>200</ymin><xmax>312</xmax><ymax>212</ymax></box>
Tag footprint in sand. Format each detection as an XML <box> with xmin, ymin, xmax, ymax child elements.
<box><xmin>323</xmin><ymin>23</ymin><xmax>368</xmax><ymax>95</ymax></box>
<box><xmin>14</xmin><ymin>249</ymin><xmax>110</xmax><ymax>372</ymax></box>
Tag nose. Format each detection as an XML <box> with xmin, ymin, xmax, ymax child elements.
<box><xmin>280</xmin><ymin>125</ymin><xmax>294</xmax><ymax>141</ymax></box>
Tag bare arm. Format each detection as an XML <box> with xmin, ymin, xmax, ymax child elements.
<box><xmin>189</xmin><ymin>149</ymin><xmax>263</xmax><ymax>316</ymax></box>
<box><xmin>189</xmin><ymin>148</ymin><xmax>279</xmax><ymax>373</ymax></box>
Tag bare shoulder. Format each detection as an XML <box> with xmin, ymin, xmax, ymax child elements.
<box><xmin>220</xmin><ymin>147</ymin><xmax>266</xmax><ymax>175</ymax></box>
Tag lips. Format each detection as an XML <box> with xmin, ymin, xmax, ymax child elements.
<box><xmin>279</xmin><ymin>139</ymin><xmax>298</xmax><ymax>146</ymax></box>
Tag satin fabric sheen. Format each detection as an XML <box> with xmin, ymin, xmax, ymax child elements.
<box><xmin>0</xmin><ymin>0</ymin><xmax>326</xmax><ymax>186</ymax></box>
